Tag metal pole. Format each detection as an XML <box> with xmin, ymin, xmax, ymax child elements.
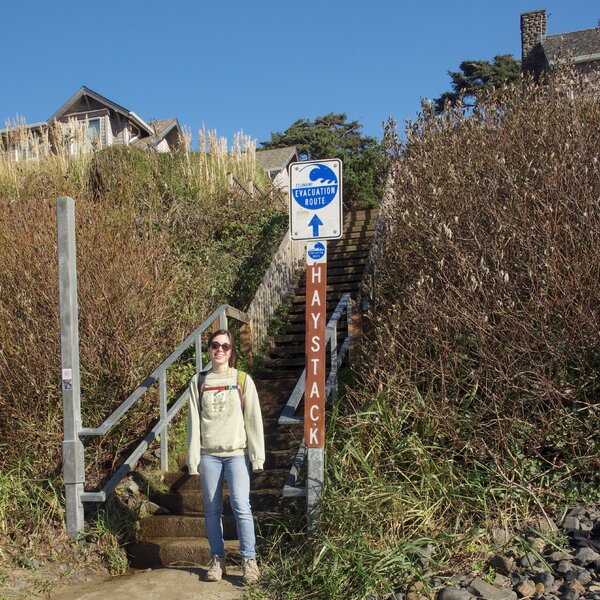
<box><xmin>219</xmin><ymin>310</ymin><xmax>227</xmax><ymax>331</ymax></box>
<box><xmin>196</xmin><ymin>336</ymin><xmax>203</xmax><ymax>375</ymax></box>
<box><xmin>307</xmin><ymin>447</ymin><xmax>324</xmax><ymax>532</ymax></box>
<box><xmin>57</xmin><ymin>196</ymin><xmax>85</xmax><ymax>539</ymax></box>
<box><xmin>159</xmin><ymin>375</ymin><xmax>168</xmax><ymax>471</ymax></box>
<box><xmin>330</xmin><ymin>323</ymin><xmax>338</xmax><ymax>405</ymax></box>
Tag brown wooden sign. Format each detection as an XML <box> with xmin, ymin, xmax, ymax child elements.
<box><xmin>305</xmin><ymin>248</ymin><xmax>327</xmax><ymax>448</ymax></box>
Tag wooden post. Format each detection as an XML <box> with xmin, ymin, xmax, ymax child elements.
<box><xmin>304</xmin><ymin>243</ymin><xmax>327</xmax><ymax>530</ymax></box>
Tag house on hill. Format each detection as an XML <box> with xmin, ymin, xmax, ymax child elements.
<box><xmin>256</xmin><ymin>146</ymin><xmax>299</xmax><ymax>193</ymax></box>
<box><xmin>521</xmin><ymin>9</ymin><xmax>600</xmax><ymax>80</ymax></box>
<box><xmin>1</xmin><ymin>86</ymin><xmax>183</xmax><ymax>161</ymax></box>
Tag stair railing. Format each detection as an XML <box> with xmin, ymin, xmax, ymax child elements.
<box><xmin>78</xmin><ymin>303</ymin><xmax>248</xmax><ymax>493</ymax></box>
<box><xmin>278</xmin><ymin>292</ymin><xmax>353</xmax><ymax>529</ymax></box>
<box><xmin>59</xmin><ymin>207</ymin><xmax>250</xmax><ymax>541</ymax></box>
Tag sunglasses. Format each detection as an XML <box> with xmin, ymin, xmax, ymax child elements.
<box><xmin>209</xmin><ymin>341</ymin><xmax>232</xmax><ymax>352</ymax></box>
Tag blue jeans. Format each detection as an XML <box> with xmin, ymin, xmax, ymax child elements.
<box><xmin>199</xmin><ymin>454</ymin><xmax>256</xmax><ymax>560</ymax></box>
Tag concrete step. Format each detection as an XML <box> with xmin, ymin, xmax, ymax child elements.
<box><xmin>127</xmin><ymin>537</ymin><xmax>240</xmax><ymax>569</ymax></box>
<box><xmin>139</xmin><ymin>514</ymin><xmax>237</xmax><ymax>540</ymax></box>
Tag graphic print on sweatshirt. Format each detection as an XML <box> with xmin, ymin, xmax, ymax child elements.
<box><xmin>203</xmin><ymin>389</ymin><xmax>235</xmax><ymax>418</ymax></box>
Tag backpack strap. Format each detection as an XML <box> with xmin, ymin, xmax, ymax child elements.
<box><xmin>201</xmin><ymin>370</ymin><xmax>247</xmax><ymax>413</ymax></box>
<box><xmin>237</xmin><ymin>370</ymin><xmax>247</xmax><ymax>413</ymax></box>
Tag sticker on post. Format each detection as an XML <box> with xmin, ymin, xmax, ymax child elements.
<box><xmin>306</xmin><ymin>241</ymin><xmax>327</xmax><ymax>265</ymax></box>
<box><xmin>62</xmin><ymin>368</ymin><xmax>73</xmax><ymax>390</ymax></box>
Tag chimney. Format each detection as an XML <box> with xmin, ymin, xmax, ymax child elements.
<box><xmin>520</xmin><ymin>9</ymin><xmax>547</xmax><ymax>75</ymax></box>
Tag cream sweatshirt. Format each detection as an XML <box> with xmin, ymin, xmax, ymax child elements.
<box><xmin>186</xmin><ymin>368</ymin><xmax>265</xmax><ymax>475</ymax></box>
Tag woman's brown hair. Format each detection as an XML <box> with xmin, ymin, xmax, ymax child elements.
<box><xmin>207</xmin><ymin>329</ymin><xmax>238</xmax><ymax>368</ymax></box>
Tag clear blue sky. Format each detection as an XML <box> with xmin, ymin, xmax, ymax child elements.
<box><xmin>1</xmin><ymin>1</ymin><xmax>597</xmax><ymax>147</ymax></box>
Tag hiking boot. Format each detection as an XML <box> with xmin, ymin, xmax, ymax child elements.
<box><xmin>242</xmin><ymin>557</ymin><xmax>260</xmax><ymax>584</ymax></box>
<box><xmin>205</xmin><ymin>555</ymin><xmax>226</xmax><ymax>582</ymax></box>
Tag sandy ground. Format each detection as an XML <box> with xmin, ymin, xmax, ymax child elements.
<box><xmin>48</xmin><ymin>566</ymin><xmax>248</xmax><ymax>600</ymax></box>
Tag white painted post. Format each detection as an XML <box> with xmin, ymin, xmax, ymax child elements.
<box><xmin>57</xmin><ymin>196</ymin><xmax>85</xmax><ymax>539</ymax></box>
<box><xmin>159</xmin><ymin>375</ymin><xmax>168</xmax><ymax>471</ymax></box>
<box><xmin>306</xmin><ymin>447</ymin><xmax>324</xmax><ymax>532</ymax></box>
<box><xmin>195</xmin><ymin>336</ymin><xmax>203</xmax><ymax>374</ymax></box>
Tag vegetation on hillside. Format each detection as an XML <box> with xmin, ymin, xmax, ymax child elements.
<box><xmin>261</xmin><ymin>113</ymin><xmax>387</xmax><ymax>208</ymax></box>
<box><xmin>0</xmin><ymin>131</ymin><xmax>286</xmax><ymax>588</ymax></box>
<box><xmin>256</xmin><ymin>68</ymin><xmax>599</xmax><ymax>599</ymax></box>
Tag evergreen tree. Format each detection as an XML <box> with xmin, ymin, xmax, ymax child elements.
<box><xmin>434</xmin><ymin>54</ymin><xmax>521</xmax><ymax>112</ymax></box>
<box><xmin>261</xmin><ymin>113</ymin><xmax>385</xmax><ymax>207</ymax></box>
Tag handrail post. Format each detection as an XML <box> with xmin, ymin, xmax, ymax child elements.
<box><xmin>219</xmin><ymin>310</ymin><xmax>227</xmax><ymax>330</ymax></box>
<box><xmin>57</xmin><ymin>196</ymin><xmax>85</xmax><ymax>539</ymax></box>
<box><xmin>195</xmin><ymin>336</ymin><xmax>203</xmax><ymax>374</ymax></box>
<box><xmin>306</xmin><ymin>447</ymin><xmax>324</xmax><ymax>532</ymax></box>
<box><xmin>330</xmin><ymin>322</ymin><xmax>338</xmax><ymax>405</ymax></box>
<box><xmin>159</xmin><ymin>375</ymin><xmax>168</xmax><ymax>471</ymax></box>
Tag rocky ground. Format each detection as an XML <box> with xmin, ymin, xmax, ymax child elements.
<box><xmin>399</xmin><ymin>507</ymin><xmax>600</xmax><ymax>600</ymax></box>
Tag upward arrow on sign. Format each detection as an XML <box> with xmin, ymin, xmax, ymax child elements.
<box><xmin>308</xmin><ymin>214</ymin><xmax>323</xmax><ymax>237</ymax></box>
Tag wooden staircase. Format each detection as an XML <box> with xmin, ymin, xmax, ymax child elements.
<box><xmin>127</xmin><ymin>208</ymin><xmax>377</xmax><ymax>569</ymax></box>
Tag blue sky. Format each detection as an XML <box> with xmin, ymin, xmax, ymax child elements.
<box><xmin>1</xmin><ymin>1</ymin><xmax>597</xmax><ymax>147</ymax></box>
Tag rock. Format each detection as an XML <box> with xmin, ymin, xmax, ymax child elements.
<box><xmin>534</xmin><ymin>573</ymin><xmax>555</xmax><ymax>590</ymax></box>
<box><xmin>531</xmin><ymin>538</ymin><xmax>546</xmax><ymax>552</ymax></box>
<box><xmin>550</xmin><ymin>552</ymin><xmax>574</xmax><ymax>563</ymax></box>
<box><xmin>589</xmin><ymin>584</ymin><xmax>600</xmax><ymax>592</ymax></box>
<box><xmin>572</xmin><ymin>547</ymin><xmax>600</xmax><ymax>567</ymax></box>
<box><xmin>568</xmin><ymin>580</ymin><xmax>586</xmax><ymax>595</ymax></box>
<box><xmin>146</xmin><ymin>501</ymin><xmax>170</xmax><ymax>515</ymax></box>
<box><xmin>556</xmin><ymin>561</ymin><xmax>575</xmax><ymax>575</ymax></box>
<box><xmin>516</xmin><ymin>580</ymin><xmax>537</xmax><ymax>598</ymax></box>
<box><xmin>519</xmin><ymin>553</ymin><xmax>540</xmax><ymax>569</ymax></box>
<box><xmin>562</xmin><ymin>517</ymin><xmax>581</xmax><ymax>532</ymax></box>
<box><xmin>561</xmin><ymin>588</ymin><xmax>579</xmax><ymax>600</ymax></box>
<box><xmin>124</xmin><ymin>480</ymin><xmax>140</xmax><ymax>495</ymax></box>
<box><xmin>535</xmin><ymin>583</ymin><xmax>545</xmax><ymax>594</ymax></box>
<box><xmin>494</xmin><ymin>575</ymin><xmax>512</xmax><ymax>588</ymax></box>
<box><xmin>489</xmin><ymin>555</ymin><xmax>515</xmax><ymax>575</ymax></box>
<box><xmin>564</xmin><ymin>566</ymin><xmax>591</xmax><ymax>586</ymax></box>
<box><xmin>493</xmin><ymin>529</ymin><xmax>512</xmax><ymax>546</ymax></box>
<box><xmin>468</xmin><ymin>577</ymin><xmax>517</xmax><ymax>600</ymax></box>
<box><xmin>439</xmin><ymin>587</ymin><xmax>475</xmax><ymax>600</ymax></box>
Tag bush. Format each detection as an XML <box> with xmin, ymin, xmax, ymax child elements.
<box><xmin>258</xmin><ymin>68</ymin><xmax>600</xmax><ymax>599</ymax></box>
<box><xmin>0</xmin><ymin>141</ymin><xmax>284</xmax><ymax>490</ymax></box>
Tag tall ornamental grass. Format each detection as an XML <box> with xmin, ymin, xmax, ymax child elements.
<box><xmin>257</xmin><ymin>69</ymin><xmax>599</xmax><ymax>599</ymax></box>
<box><xmin>0</xmin><ymin>132</ymin><xmax>284</xmax><ymax>542</ymax></box>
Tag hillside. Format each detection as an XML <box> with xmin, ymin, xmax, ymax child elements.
<box><xmin>257</xmin><ymin>67</ymin><xmax>599</xmax><ymax>599</ymax></box>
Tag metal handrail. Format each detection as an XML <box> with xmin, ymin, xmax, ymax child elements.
<box><xmin>71</xmin><ymin>303</ymin><xmax>248</xmax><ymax>521</ymax></box>
<box><xmin>279</xmin><ymin>292</ymin><xmax>353</xmax><ymax>511</ymax></box>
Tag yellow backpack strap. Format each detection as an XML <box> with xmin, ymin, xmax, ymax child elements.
<box><xmin>237</xmin><ymin>370</ymin><xmax>247</xmax><ymax>413</ymax></box>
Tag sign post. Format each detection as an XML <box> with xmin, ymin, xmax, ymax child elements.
<box><xmin>289</xmin><ymin>159</ymin><xmax>343</xmax><ymax>529</ymax></box>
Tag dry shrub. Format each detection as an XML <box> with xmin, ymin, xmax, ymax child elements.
<box><xmin>363</xmin><ymin>68</ymin><xmax>599</xmax><ymax>497</ymax></box>
<box><xmin>0</xmin><ymin>142</ymin><xmax>283</xmax><ymax>483</ymax></box>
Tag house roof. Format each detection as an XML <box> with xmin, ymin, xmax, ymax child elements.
<box><xmin>256</xmin><ymin>146</ymin><xmax>298</xmax><ymax>175</ymax></box>
<box><xmin>543</xmin><ymin>28</ymin><xmax>600</xmax><ymax>63</ymax></box>
<box><xmin>48</xmin><ymin>86</ymin><xmax>154</xmax><ymax>135</ymax></box>
<box><xmin>131</xmin><ymin>118</ymin><xmax>182</xmax><ymax>150</ymax></box>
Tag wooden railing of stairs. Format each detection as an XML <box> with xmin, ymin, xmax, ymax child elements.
<box><xmin>127</xmin><ymin>208</ymin><xmax>378</xmax><ymax>568</ymax></box>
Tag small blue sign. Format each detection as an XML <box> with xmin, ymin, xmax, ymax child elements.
<box><xmin>292</xmin><ymin>163</ymin><xmax>339</xmax><ymax>210</ymax></box>
<box><xmin>307</xmin><ymin>242</ymin><xmax>326</xmax><ymax>261</ymax></box>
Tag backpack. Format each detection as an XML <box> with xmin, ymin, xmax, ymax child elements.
<box><xmin>197</xmin><ymin>369</ymin><xmax>247</xmax><ymax>413</ymax></box>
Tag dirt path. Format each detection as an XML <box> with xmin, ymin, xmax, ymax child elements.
<box><xmin>48</xmin><ymin>566</ymin><xmax>247</xmax><ymax>600</ymax></box>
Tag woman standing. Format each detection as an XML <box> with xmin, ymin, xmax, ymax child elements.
<box><xmin>186</xmin><ymin>329</ymin><xmax>264</xmax><ymax>585</ymax></box>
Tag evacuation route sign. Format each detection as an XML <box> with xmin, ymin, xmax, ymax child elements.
<box><xmin>289</xmin><ymin>158</ymin><xmax>343</xmax><ymax>241</ymax></box>
<box><xmin>305</xmin><ymin>242</ymin><xmax>327</xmax><ymax>448</ymax></box>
